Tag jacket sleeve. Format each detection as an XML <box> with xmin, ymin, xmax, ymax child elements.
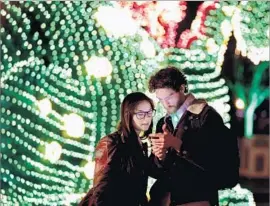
<box><xmin>166</xmin><ymin>107</ymin><xmax>227</xmax><ymax>173</ymax></box>
<box><xmin>147</xmin><ymin>118</ymin><xmax>169</xmax><ymax>179</ymax></box>
<box><xmin>90</xmin><ymin>136</ymin><xmax>120</xmax><ymax>205</ymax></box>
<box><xmin>201</xmin><ymin>107</ymin><xmax>240</xmax><ymax>188</ymax></box>
<box><xmin>147</xmin><ymin>153</ymin><xmax>166</xmax><ymax>179</ymax></box>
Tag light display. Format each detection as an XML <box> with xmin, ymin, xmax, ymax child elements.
<box><xmin>219</xmin><ymin>184</ymin><xmax>255</xmax><ymax>206</ymax></box>
<box><xmin>232</xmin><ymin>2</ymin><xmax>269</xmax><ymax>65</ymax></box>
<box><xmin>229</xmin><ymin>2</ymin><xmax>270</xmax><ymax>138</ymax></box>
<box><xmin>120</xmin><ymin>1</ymin><xmax>236</xmax><ymax>124</ymax></box>
<box><xmin>44</xmin><ymin>141</ymin><xmax>63</xmax><ymax>164</ymax></box>
<box><xmin>37</xmin><ymin>98</ymin><xmax>52</xmax><ymax>117</ymax></box>
<box><xmin>1</xmin><ymin>0</ymin><xmax>264</xmax><ymax>205</ymax></box>
<box><xmin>1</xmin><ymin>2</ymin><xmax>161</xmax><ymax>205</ymax></box>
<box><xmin>118</xmin><ymin>1</ymin><xmax>187</xmax><ymax>48</ymax></box>
<box><xmin>62</xmin><ymin>113</ymin><xmax>85</xmax><ymax>138</ymax></box>
<box><xmin>230</xmin><ymin>60</ymin><xmax>269</xmax><ymax>138</ymax></box>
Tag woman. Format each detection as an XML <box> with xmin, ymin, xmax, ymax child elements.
<box><xmin>79</xmin><ymin>92</ymin><xmax>156</xmax><ymax>206</ymax></box>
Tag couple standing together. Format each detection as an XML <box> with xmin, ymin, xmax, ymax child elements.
<box><xmin>79</xmin><ymin>67</ymin><xmax>240</xmax><ymax>206</ymax></box>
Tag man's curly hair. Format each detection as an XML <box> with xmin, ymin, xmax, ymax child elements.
<box><xmin>148</xmin><ymin>67</ymin><xmax>188</xmax><ymax>93</ymax></box>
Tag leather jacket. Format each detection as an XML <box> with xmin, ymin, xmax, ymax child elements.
<box><xmin>80</xmin><ymin>131</ymin><xmax>151</xmax><ymax>206</ymax></box>
<box><xmin>149</xmin><ymin>99</ymin><xmax>226</xmax><ymax>206</ymax></box>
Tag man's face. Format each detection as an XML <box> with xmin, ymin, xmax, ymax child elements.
<box><xmin>155</xmin><ymin>87</ymin><xmax>185</xmax><ymax>114</ymax></box>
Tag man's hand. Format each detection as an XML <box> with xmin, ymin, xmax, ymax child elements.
<box><xmin>151</xmin><ymin>145</ymin><xmax>167</xmax><ymax>160</ymax></box>
<box><xmin>149</xmin><ymin>124</ymin><xmax>182</xmax><ymax>152</ymax></box>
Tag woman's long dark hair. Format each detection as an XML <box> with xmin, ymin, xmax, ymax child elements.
<box><xmin>117</xmin><ymin>92</ymin><xmax>154</xmax><ymax>138</ymax></box>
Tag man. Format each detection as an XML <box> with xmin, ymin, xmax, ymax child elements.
<box><xmin>148</xmin><ymin>67</ymin><xmax>239</xmax><ymax>206</ymax></box>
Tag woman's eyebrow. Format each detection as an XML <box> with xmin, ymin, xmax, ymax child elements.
<box><xmin>136</xmin><ymin>109</ymin><xmax>152</xmax><ymax>112</ymax></box>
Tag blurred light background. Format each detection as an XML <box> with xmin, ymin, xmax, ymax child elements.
<box><xmin>1</xmin><ymin>1</ymin><xmax>269</xmax><ymax>205</ymax></box>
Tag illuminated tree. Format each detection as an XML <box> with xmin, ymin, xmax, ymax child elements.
<box><xmin>228</xmin><ymin>59</ymin><xmax>269</xmax><ymax>138</ymax></box>
<box><xmin>120</xmin><ymin>1</ymin><xmax>269</xmax><ymax>130</ymax></box>
<box><xmin>232</xmin><ymin>1</ymin><xmax>269</xmax><ymax>65</ymax></box>
<box><xmin>1</xmin><ymin>1</ymin><xmax>161</xmax><ymax>205</ymax></box>
<box><xmin>229</xmin><ymin>1</ymin><xmax>269</xmax><ymax>138</ymax></box>
<box><xmin>1</xmin><ymin>1</ymin><xmax>266</xmax><ymax>205</ymax></box>
<box><xmin>119</xmin><ymin>1</ymin><xmax>258</xmax><ymax>205</ymax></box>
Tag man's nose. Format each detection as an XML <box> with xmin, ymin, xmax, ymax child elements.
<box><xmin>162</xmin><ymin>100</ymin><xmax>169</xmax><ymax>107</ymax></box>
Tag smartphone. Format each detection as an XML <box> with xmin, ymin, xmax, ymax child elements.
<box><xmin>150</xmin><ymin>136</ymin><xmax>159</xmax><ymax>139</ymax></box>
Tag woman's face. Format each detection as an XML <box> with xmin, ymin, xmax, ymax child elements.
<box><xmin>132</xmin><ymin>100</ymin><xmax>154</xmax><ymax>134</ymax></box>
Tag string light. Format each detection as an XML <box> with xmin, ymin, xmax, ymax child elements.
<box><xmin>83</xmin><ymin>161</ymin><xmax>95</xmax><ymax>180</ymax></box>
<box><xmin>37</xmin><ymin>98</ymin><xmax>52</xmax><ymax>117</ymax></box>
<box><xmin>63</xmin><ymin>113</ymin><xmax>85</xmax><ymax>138</ymax></box>
<box><xmin>44</xmin><ymin>141</ymin><xmax>62</xmax><ymax>163</ymax></box>
<box><xmin>235</xmin><ymin>98</ymin><xmax>245</xmax><ymax>110</ymax></box>
<box><xmin>140</xmin><ymin>38</ymin><xmax>156</xmax><ymax>58</ymax></box>
<box><xmin>219</xmin><ymin>184</ymin><xmax>256</xmax><ymax>206</ymax></box>
<box><xmin>1</xmin><ymin>1</ymin><xmax>259</xmax><ymax>205</ymax></box>
<box><xmin>94</xmin><ymin>5</ymin><xmax>139</xmax><ymax>38</ymax></box>
<box><xmin>119</xmin><ymin>1</ymin><xmax>187</xmax><ymax>48</ymax></box>
<box><xmin>84</xmin><ymin>56</ymin><xmax>113</xmax><ymax>78</ymax></box>
<box><xmin>1</xmin><ymin>1</ymin><xmax>161</xmax><ymax>204</ymax></box>
<box><xmin>232</xmin><ymin>2</ymin><xmax>269</xmax><ymax>64</ymax></box>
